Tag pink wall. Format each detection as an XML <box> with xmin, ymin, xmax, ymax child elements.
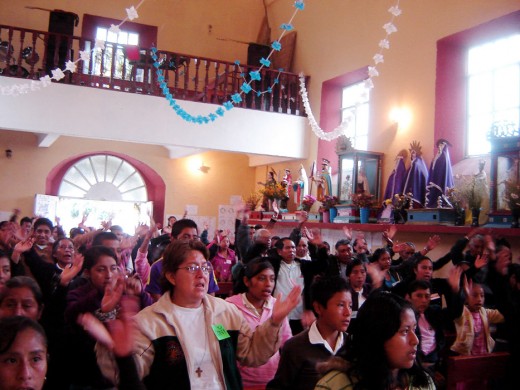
<box><xmin>318</xmin><ymin>67</ymin><xmax>368</xmax><ymax>175</ymax></box>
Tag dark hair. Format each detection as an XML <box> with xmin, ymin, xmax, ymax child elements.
<box><xmin>346</xmin><ymin>292</ymin><xmax>429</xmax><ymax>388</ymax></box>
<box><xmin>161</xmin><ymin>240</ymin><xmax>209</xmax><ymax>293</ymax></box>
<box><xmin>275</xmin><ymin>237</ymin><xmax>293</xmax><ymax>250</ymax></box>
<box><xmin>413</xmin><ymin>255</ymin><xmax>433</xmax><ymax>270</ymax></box>
<box><xmin>407</xmin><ymin>279</ymin><xmax>432</xmax><ymax>296</ymax></box>
<box><xmin>0</xmin><ymin>316</ymin><xmax>47</xmax><ymax>354</ymax></box>
<box><xmin>52</xmin><ymin>237</ymin><xmax>74</xmax><ymax>256</ymax></box>
<box><xmin>20</xmin><ymin>216</ymin><xmax>33</xmax><ymax>225</ymax></box>
<box><xmin>69</xmin><ymin>227</ymin><xmax>86</xmax><ymax>239</ymax></box>
<box><xmin>92</xmin><ymin>231</ymin><xmax>119</xmax><ymax>246</ymax></box>
<box><xmin>83</xmin><ymin>246</ymin><xmax>118</xmax><ymax>270</ymax></box>
<box><xmin>0</xmin><ymin>249</ymin><xmax>8</xmax><ymax>260</ymax></box>
<box><xmin>352</xmin><ymin>238</ymin><xmax>365</xmax><ymax>250</ymax></box>
<box><xmin>0</xmin><ymin>276</ymin><xmax>44</xmax><ymax>310</ymax></box>
<box><xmin>346</xmin><ymin>258</ymin><xmax>366</xmax><ymax>277</ymax></box>
<box><xmin>243</xmin><ymin>243</ymin><xmax>269</xmax><ymax>264</ymax></box>
<box><xmin>171</xmin><ymin>219</ymin><xmax>198</xmax><ymax>239</ymax></box>
<box><xmin>310</xmin><ymin>276</ymin><xmax>349</xmax><ymax>316</ymax></box>
<box><xmin>370</xmin><ymin>247</ymin><xmax>390</xmax><ymax>263</ymax></box>
<box><xmin>33</xmin><ymin>217</ymin><xmax>53</xmax><ymax>231</ymax></box>
<box><xmin>233</xmin><ymin>257</ymin><xmax>274</xmax><ymax>294</ymax></box>
<box><xmin>335</xmin><ymin>239</ymin><xmax>351</xmax><ymax>250</ymax></box>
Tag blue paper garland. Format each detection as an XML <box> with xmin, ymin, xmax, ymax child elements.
<box><xmin>152</xmin><ymin>0</ymin><xmax>305</xmax><ymax>124</ymax></box>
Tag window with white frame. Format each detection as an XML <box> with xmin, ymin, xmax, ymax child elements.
<box><xmin>83</xmin><ymin>27</ymin><xmax>140</xmax><ymax>80</ymax></box>
<box><xmin>341</xmin><ymin>81</ymin><xmax>370</xmax><ymax>151</ymax></box>
<box><xmin>466</xmin><ymin>34</ymin><xmax>520</xmax><ymax>156</ymax></box>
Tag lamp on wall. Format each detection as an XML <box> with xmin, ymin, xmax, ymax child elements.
<box><xmin>199</xmin><ymin>163</ymin><xmax>210</xmax><ymax>173</ymax></box>
<box><xmin>389</xmin><ymin>106</ymin><xmax>412</xmax><ymax>131</ymax></box>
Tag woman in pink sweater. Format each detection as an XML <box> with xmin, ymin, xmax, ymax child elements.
<box><xmin>226</xmin><ymin>258</ymin><xmax>292</xmax><ymax>387</ymax></box>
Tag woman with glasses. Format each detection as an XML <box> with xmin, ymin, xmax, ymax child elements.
<box><xmin>98</xmin><ymin>239</ymin><xmax>301</xmax><ymax>390</ymax></box>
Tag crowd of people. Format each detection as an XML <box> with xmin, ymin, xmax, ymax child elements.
<box><xmin>0</xmin><ymin>206</ymin><xmax>518</xmax><ymax>390</ymax></box>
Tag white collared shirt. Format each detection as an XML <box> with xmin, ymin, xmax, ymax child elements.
<box><xmin>274</xmin><ymin>260</ymin><xmax>304</xmax><ymax>320</ymax></box>
<box><xmin>308</xmin><ymin>321</ymin><xmax>344</xmax><ymax>355</ymax></box>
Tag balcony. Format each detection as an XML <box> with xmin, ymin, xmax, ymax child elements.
<box><xmin>0</xmin><ymin>24</ymin><xmax>308</xmax><ymax>116</ymax></box>
<box><xmin>0</xmin><ymin>24</ymin><xmax>310</xmax><ymax>162</ymax></box>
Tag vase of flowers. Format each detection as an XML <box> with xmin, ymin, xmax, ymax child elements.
<box><xmin>455</xmin><ymin>173</ymin><xmax>487</xmax><ymax>227</ymax></box>
<box><xmin>259</xmin><ymin>182</ymin><xmax>287</xmax><ymax>212</ymax></box>
<box><xmin>319</xmin><ymin>195</ymin><xmax>339</xmax><ymax>223</ymax></box>
<box><xmin>504</xmin><ymin>179</ymin><xmax>520</xmax><ymax>228</ymax></box>
<box><xmin>391</xmin><ymin>193</ymin><xmax>411</xmax><ymax>224</ymax></box>
<box><xmin>446</xmin><ymin>187</ymin><xmax>465</xmax><ymax>226</ymax></box>
<box><xmin>300</xmin><ymin>194</ymin><xmax>317</xmax><ymax>212</ymax></box>
<box><xmin>351</xmin><ymin>193</ymin><xmax>374</xmax><ymax>224</ymax></box>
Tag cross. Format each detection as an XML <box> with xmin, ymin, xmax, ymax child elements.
<box><xmin>195</xmin><ymin>367</ymin><xmax>203</xmax><ymax>378</ymax></box>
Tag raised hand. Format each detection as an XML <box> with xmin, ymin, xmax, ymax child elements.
<box><xmin>383</xmin><ymin>225</ymin><xmax>397</xmax><ymax>241</ymax></box>
<box><xmin>125</xmin><ymin>274</ymin><xmax>143</xmax><ymax>297</ymax></box>
<box><xmin>13</xmin><ymin>237</ymin><xmax>35</xmax><ymax>254</ymax></box>
<box><xmin>60</xmin><ymin>253</ymin><xmax>84</xmax><ymax>286</ymax></box>
<box><xmin>474</xmin><ymin>253</ymin><xmax>489</xmax><ymax>270</ymax></box>
<box><xmin>271</xmin><ymin>284</ymin><xmax>302</xmax><ymax>326</ymax></box>
<box><xmin>101</xmin><ymin>275</ymin><xmax>125</xmax><ymax>313</ymax></box>
<box><xmin>425</xmin><ymin>235</ymin><xmax>441</xmax><ymax>251</ymax></box>
<box><xmin>447</xmin><ymin>265</ymin><xmax>463</xmax><ymax>293</ymax></box>
<box><xmin>342</xmin><ymin>226</ymin><xmax>352</xmax><ymax>241</ymax></box>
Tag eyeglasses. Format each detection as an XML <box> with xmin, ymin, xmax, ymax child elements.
<box><xmin>58</xmin><ymin>245</ymin><xmax>74</xmax><ymax>250</ymax></box>
<box><xmin>178</xmin><ymin>234</ymin><xmax>200</xmax><ymax>241</ymax></box>
<box><xmin>177</xmin><ymin>264</ymin><xmax>212</xmax><ymax>274</ymax></box>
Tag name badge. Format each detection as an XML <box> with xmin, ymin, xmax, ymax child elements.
<box><xmin>212</xmin><ymin>324</ymin><xmax>231</xmax><ymax>340</ymax></box>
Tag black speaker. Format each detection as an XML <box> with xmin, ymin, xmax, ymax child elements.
<box><xmin>247</xmin><ymin>43</ymin><xmax>270</xmax><ymax>67</ymax></box>
<box><xmin>46</xmin><ymin>11</ymin><xmax>78</xmax><ymax>74</ymax></box>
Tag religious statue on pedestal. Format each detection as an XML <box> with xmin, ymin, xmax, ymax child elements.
<box><xmin>314</xmin><ymin>158</ymin><xmax>332</xmax><ymax>201</ymax></box>
<box><xmin>403</xmin><ymin>141</ymin><xmax>429</xmax><ymax>207</ymax></box>
<box><xmin>425</xmin><ymin>139</ymin><xmax>454</xmax><ymax>208</ymax></box>
<box><xmin>293</xmin><ymin>164</ymin><xmax>309</xmax><ymax>209</ymax></box>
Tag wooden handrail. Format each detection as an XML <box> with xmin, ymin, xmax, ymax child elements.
<box><xmin>0</xmin><ymin>24</ymin><xmax>308</xmax><ymax>117</ymax></box>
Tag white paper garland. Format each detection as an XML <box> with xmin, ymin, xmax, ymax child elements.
<box><xmin>300</xmin><ymin>0</ymin><xmax>402</xmax><ymax>141</ymax></box>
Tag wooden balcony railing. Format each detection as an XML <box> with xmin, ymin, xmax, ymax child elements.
<box><xmin>0</xmin><ymin>24</ymin><xmax>308</xmax><ymax>116</ymax></box>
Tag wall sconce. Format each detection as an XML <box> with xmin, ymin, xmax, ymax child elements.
<box><xmin>5</xmin><ymin>149</ymin><xmax>12</xmax><ymax>159</ymax></box>
<box><xmin>389</xmin><ymin>107</ymin><xmax>412</xmax><ymax>130</ymax></box>
<box><xmin>199</xmin><ymin>163</ymin><xmax>210</xmax><ymax>173</ymax></box>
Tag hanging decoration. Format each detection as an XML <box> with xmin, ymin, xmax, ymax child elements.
<box><xmin>1</xmin><ymin>0</ymin><xmax>304</xmax><ymax>126</ymax></box>
<box><xmin>0</xmin><ymin>0</ymin><xmax>147</xmax><ymax>96</ymax></box>
<box><xmin>152</xmin><ymin>1</ymin><xmax>305</xmax><ymax>123</ymax></box>
<box><xmin>300</xmin><ymin>0</ymin><xmax>402</xmax><ymax>141</ymax></box>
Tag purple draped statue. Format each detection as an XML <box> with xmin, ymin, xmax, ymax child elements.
<box><xmin>403</xmin><ymin>141</ymin><xmax>429</xmax><ymax>207</ymax></box>
<box><xmin>425</xmin><ymin>139</ymin><xmax>454</xmax><ymax>208</ymax></box>
<box><xmin>383</xmin><ymin>153</ymin><xmax>407</xmax><ymax>200</ymax></box>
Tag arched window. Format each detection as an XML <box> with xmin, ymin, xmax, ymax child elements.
<box><xmin>58</xmin><ymin>154</ymin><xmax>147</xmax><ymax>201</ymax></box>
<box><xmin>46</xmin><ymin>152</ymin><xmax>166</xmax><ymax>234</ymax></box>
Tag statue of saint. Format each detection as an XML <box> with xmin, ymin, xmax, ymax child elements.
<box><xmin>293</xmin><ymin>164</ymin><xmax>309</xmax><ymax>208</ymax></box>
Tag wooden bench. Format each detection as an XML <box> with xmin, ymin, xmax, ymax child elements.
<box><xmin>446</xmin><ymin>351</ymin><xmax>510</xmax><ymax>390</ymax></box>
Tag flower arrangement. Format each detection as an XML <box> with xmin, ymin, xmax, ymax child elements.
<box><xmin>503</xmin><ymin>179</ymin><xmax>520</xmax><ymax>210</ymax></box>
<box><xmin>390</xmin><ymin>193</ymin><xmax>411</xmax><ymax>211</ymax></box>
<box><xmin>319</xmin><ymin>195</ymin><xmax>339</xmax><ymax>212</ymax></box>
<box><xmin>300</xmin><ymin>194</ymin><xmax>317</xmax><ymax>212</ymax></box>
<box><xmin>259</xmin><ymin>183</ymin><xmax>286</xmax><ymax>200</ymax></box>
<box><xmin>454</xmin><ymin>174</ymin><xmax>487</xmax><ymax>210</ymax></box>
<box><xmin>351</xmin><ymin>193</ymin><xmax>374</xmax><ymax>208</ymax></box>
<box><xmin>245</xmin><ymin>192</ymin><xmax>262</xmax><ymax>210</ymax></box>
<box><xmin>446</xmin><ymin>187</ymin><xmax>464</xmax><ymax>213</ymax></box>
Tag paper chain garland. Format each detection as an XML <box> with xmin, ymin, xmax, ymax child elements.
<box><xmin>0</xmin><ymin>0</ymin><xmax>147</xmax><ymax>96</ymax></box>
<box><xmin>2</xmin><ymin>0</ymin><xmax>401</xmax><ymax>139</ymax></box>
<box><xmin>299</xmin><ymin>0</ymin><xmax>402</xmax><ymax>141</ymax></box>
<box><xmin>152</xmin><ymin>1</ymin><xmax>305</xmax><ymax>123</ymax></box>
